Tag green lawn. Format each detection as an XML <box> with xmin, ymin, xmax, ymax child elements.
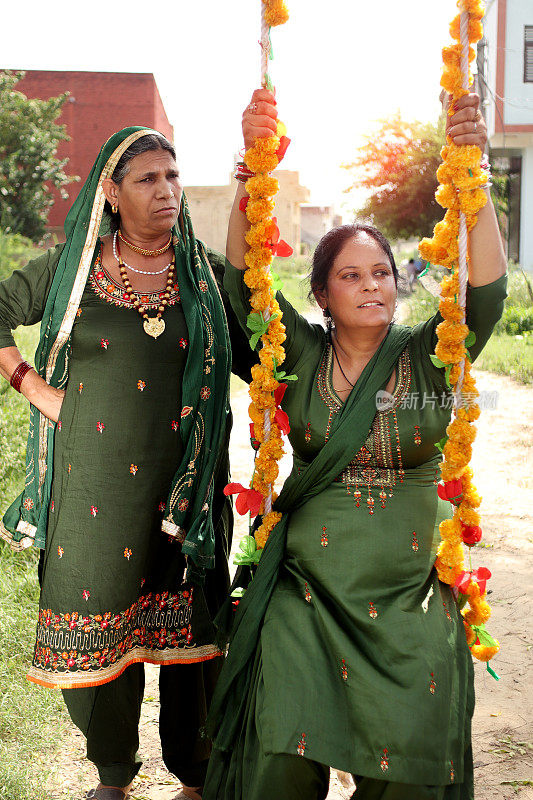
<box><xmin>0</xmin><ymin>324</ymin><xmax>71</xmax><ymax>800</ymax></box>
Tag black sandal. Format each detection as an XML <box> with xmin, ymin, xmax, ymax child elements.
<box><xmin>86</xmin><ymin>789</ymin><xmax>129</xmax><ymax>800</ymax></box>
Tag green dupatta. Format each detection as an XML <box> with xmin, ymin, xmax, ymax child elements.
<box><xmin>2</xmin><ymin>127</ymin><xmax>231</xmax><ymax>571</ymax></box>
<box><xmin>206</xmin><ymin>323</ymin><xmax>412</xmax><ymax>763</ymax></box>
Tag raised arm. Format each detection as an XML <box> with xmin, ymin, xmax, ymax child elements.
<box><xmin>226</xmin><ymin>88</ymin><xmax>279</xmax><ymax>271</ymax></box>
<box><xmin>0</xmin><ymin>247</ymin><xmax>65</xmax><ymax>422</ymax></box>
<box><xmin>445</xmin><ymin>92</ymin><xmax>507</xmax><ymax>287</ymax></box>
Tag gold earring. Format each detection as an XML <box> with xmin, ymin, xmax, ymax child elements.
<box><xmin>111</xmin><ymin>203</ymin><xmax>118</xmax><ymax>214</ymax></box>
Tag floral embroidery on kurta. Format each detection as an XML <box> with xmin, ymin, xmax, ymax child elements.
<box><xmin>304</xmin><ymin>422</ymin><xmax>311</xmax><ymax>442</ymax></box>
<box><xmin>78</xmin><ymin>382</ymin><xmax>83</xmax><ymax>392</ymax></box>
<box><xmin>414</xmin><ymin>425</ymin><xmax>422</xmax><ymax>446</ymax></box>
<box><xmin>430</xmin><ymin>673</ymin><xmax>436</xmax><ymax>694</ymax></box>
<box><xmin>130</xmin><ymin>465</ymin><xmax>138</xmax><ymax>476</ymax></box>
<box><xmin>412</xmin><ymin>531</ymin><xmax>419</xmax><ymax>551</ymax></box>
<box><xmin>96</xmin><ymin>421</ymin><xmax>105</xmax><ymax>433</ymax></box>
<box><xmin>23</xmin><ymin>498</ymin><xmax>34</xmax><ymax>510</ymax></box>
<box><xmin>297</xmin><ymin>733</ymin><xmax>307</xmax><ymax>756</ymax></box>
<box><xmin>321</xmin><ymin>526</ymin><xmax>328</xmax><ymax>547</ymax></box>
<box><xmin>137</xmin><ymin>380</ymin><xmax>146</xmax><ymax>392</ymax></box>
<box><xmin>304</xmin><ymin>582</ymin><xmax>312</xmax><ymax>603</ymax></box>
<box><xmin>57</xmin><ymin>546</ymin><xmax>64</xmax><ymax>558</ymax></box>
<box><xmin>341</xmin><ymin>659</ymin><xmax>348</xmax><ymax>681</ymax></box>
<box><xmin>90</xmin><ymin>506</ymin><xmax>98</xmax><ymax>517</ymax></box>
<box><xmin>124</xmin><ymin>548</ymin><xmax>132</xmax><ymax>560</ymax></box>
<box><xmin>101</xmin><ymin>338</ymin><xmax>109</xmax><ymax>349</ymax></box>
<box><xmin>369</xmin><ymin>602</ymin><xmax>378</xmax><ymax>619</ymax></box>
<box><xmin>33</xmin><ymin>589</ymin><xmax>199</xmax><ymax>677</ymax></box>
<box><xmin>179</xmin><ymin>338</ymin><xmax>188</xmax><ymax>349</ymax></box>
<box><xmin>380</xmin><ymin>748</ymin><xmax>389</xmax><ymax>772</ymax></box>
<box><xmin>200</xmin><ymin>386</ymin><xmax>211</xmax><ymax>400</ymax></box>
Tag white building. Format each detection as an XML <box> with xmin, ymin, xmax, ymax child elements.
<box><xmin>480</xmin><ymin>0</ymin><xmax>533</xmax><ymax>270</ymax></box>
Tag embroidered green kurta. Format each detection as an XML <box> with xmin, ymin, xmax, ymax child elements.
<box><xmin>219</xmin><ymin>265</ymin><xmax>507</xmax><ymax>787</ymax></box>
<box><xmin>0</xmin><ymin>244</ymin><xmax>252</xmax><ymax>689</ymax></box>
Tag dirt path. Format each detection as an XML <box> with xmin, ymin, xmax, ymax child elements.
<box><xmin>47</xmin><ymin>370</ymin><xmax>532</xmax><ymax>800</ymax></box>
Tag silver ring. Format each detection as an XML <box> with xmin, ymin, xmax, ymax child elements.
<box><xmin>247</xmin><ymin>102</ymin><xmax>258</xmax><ymax>114</ymax></box>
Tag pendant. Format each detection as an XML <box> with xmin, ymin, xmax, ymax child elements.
<box><xmin>143</xmin><ymin>317</ymin><xmax>165</xmax><ymax>338</ymax></box>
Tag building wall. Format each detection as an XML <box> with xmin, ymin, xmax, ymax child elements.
<box><xmin>504</xmin><ymin>0</ymin><xmax>533</xmax><ymax>127</ymax></box>
<box><xmin>14</xmin><ymin>70</ymin><xmax>173</xmax><ymax>233</ymax></box>
<box><xmin>301</xmin><ymin>206</ymin><xmax>343</xmax><ymax>248</ymax></box>
<box><xmin>483</xmin><ymin>0</ymin><xmax>533</xmax><ymax>270</ymax></box>
<box><xmin>185</xmin><ymin>170</ymin><xmax>310</xmax><ymax>255</ymax></box>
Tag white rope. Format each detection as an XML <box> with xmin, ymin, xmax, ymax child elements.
<box><xmin>260</xmin><ymin>3</ymin><xmax>270</xmax><ymax>87</ymax></box>
<box><xmin>454</xmin><ymin>8</ymin><xmax>470</xmax><ymax>407</ymax></box>
<box><xmin>260</xmin><ymin>0</ymin><xmax>273</xmax><ymax>516</ymax></box>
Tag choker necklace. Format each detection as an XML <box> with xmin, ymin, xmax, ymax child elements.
<box><xmin>116</xmin><ymin>237</ymin><xmax>175</xmax><ymax>339</ymax></box>
<box><xmin>118</xmin><ymin>229</ymin><xmax>172</xmax><ymax>257</ymax></box>
<box><xmin>331</xmin><ymin>339</ymin><xmax>355</xmax><ymax>388</ymax></box>
<box><xmin>113</xmin><ymin>231</ymin><xmax>172</xmax><ymax>275</ymax></box>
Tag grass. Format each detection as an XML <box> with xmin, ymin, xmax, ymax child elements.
<box><xmin>1</xmin><ymin>323</ymin><xmax>72</xmax><ymax>800</ymax></box>
<box><xmin>273</xmin><ymin>254</ymin><xmax>314</xmax><ymax>314</ymax></box>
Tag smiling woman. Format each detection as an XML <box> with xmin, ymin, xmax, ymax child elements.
<box><xmin>0</xmin><ymin>127</ymin><xmax>254</xmax><ymax>800</ymax></box>
<box><xmin>203</xmin><ymin>90</ymin><xmax>508</xmax><ymax>800</ymax></box>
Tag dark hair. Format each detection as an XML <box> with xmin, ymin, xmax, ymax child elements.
<box><xmin>308</xmin><ymin>222</ymin><xmax>398</xmax><ymax>302</ymax></box>
<box><xmin>104</xmin><ymin>133</ymin><xmax>176</xmax><ymax>233</ymax></box>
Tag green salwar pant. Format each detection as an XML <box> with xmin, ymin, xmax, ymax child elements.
<box><xmin>239</xmin><ymin>751</ymin><xmax>474</xmax><ymax>800</ymax></box>
<box><xmin>62</xmin><ymin>659</ymin><xmax>222</xmax><ymax>787</ymax></box>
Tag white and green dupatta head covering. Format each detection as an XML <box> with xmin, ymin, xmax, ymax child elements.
<box><xmin>2</xmin><ymin>127</ymin><xmax>231</xmax><ymax>571</ymax></box>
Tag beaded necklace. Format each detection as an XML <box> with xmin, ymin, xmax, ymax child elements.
<box><xmin>115</xmin><ymin>237</ymin><xmax>175</xmax><ymax>339</ymax></box>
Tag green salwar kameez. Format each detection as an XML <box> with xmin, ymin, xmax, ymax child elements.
<box><xmin>204</xmin><ymin>265</ymin><xmax>507</xmax><ymax>799</ymax></box>
<box><xmin>0</xmin><ymin>242</ymin><xmax>252</xmax><ymax>786</ymax></box>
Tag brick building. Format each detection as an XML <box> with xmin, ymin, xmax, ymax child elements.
<box><xmin>14</xmin><ymin>70</ymin><xmax>173</xmax><ymax>235</ymax></box>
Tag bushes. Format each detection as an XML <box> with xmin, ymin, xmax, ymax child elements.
<box><xmin>495</xmin><ymin>305</ymin><xmax>533</xmax><ymax>336</ymax></box>
<box><xmin>400</xmin><ymin>262</ymin><xmax>533</xmax><ymax>384</ymax></box>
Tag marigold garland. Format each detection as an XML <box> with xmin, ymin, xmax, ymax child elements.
<box><xmin>225</xmin><ymin>0</ymin><xmax>291</xmax><ymax>554</ymax></box>
<box><xmin>419</xmin><ymin>0</ymin><xmax>499</xmax><ymax>665</ymax></box>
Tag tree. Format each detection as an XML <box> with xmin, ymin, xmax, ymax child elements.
<box><xmin>0</xmin><ymin>71</ymin><xmax>77</xmax><ymax>241</ymax></box>
<box><xmin>343</xmin><ymin>113</ymin><xmax>445</xmax><ymax>241</ymax></box>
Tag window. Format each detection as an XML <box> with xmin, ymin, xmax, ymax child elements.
<box><xmin>525</xmin><ymin>26</ymin><xmax>533</xmax><ymax>83</ymax></box>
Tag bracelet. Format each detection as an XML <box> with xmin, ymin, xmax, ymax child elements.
<box><xmin>234</xmin><ymin>161</ymin><xmax>255</xmax><ymax>183</ymax></box>
<box><xmin>10</xmin><ymin>360</ymin><xmax>34</xmax><ymax>393</ymax></box>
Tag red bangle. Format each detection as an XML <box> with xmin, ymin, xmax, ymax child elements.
<box><xmin>10</xmin><ymin>361</ymin><xmax>34</xmax><ymax>393</ymax></box>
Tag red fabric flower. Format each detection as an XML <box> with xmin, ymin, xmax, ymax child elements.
<box><xmin>437</xmin><ymin>479</ymin><xmax>463</xmax><ymax>506</ymax></box>
<box><xmin>239</xmin><ymin>195</ymin><xmax>249</xmax><ymax>212</ymax></box>
<box><xmin>274</xmin><ymin>382</ymin><xmax>287</xmax><ymax>406</ymax></box>
<box><xmin>266</xmin><ymin>218</ymin><xmax>293</xmax><ymax>258</ymax></box>
<box><xmin>249</xmin><ymin>423</ymin><xmax>260</xmax><ymax>451</ymax></box>
<box><xmin>273</xmin><ymin>382</ymin><xmax>290</xmax><ymax>435</ymax></box>
<box><xmin>274</xmin><ymin>408</ymin><xmax>290</xmax><ymax>435</ymax></box>
<box><xmin>461</xmin><ymin>524</ymin><xmax>482</xmax><ymax>546</ymax></box>
<box><xmin>223</xmin><ymin>483</ymin><xmax>263</xmax><ymax>516</ymax></box>
<box><xmin>276</xmin><ymin>136</ymin><xmax>291</xmax><ymax>163</ymax></box>
<box><xmin>455</xmin><ymin>567</ymin><xmax>491</xmax><ymax>595</ymax></box>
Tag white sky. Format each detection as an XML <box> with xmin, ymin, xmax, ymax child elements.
<box><xmin>3</xmin><ymin>0</ymin><xmax>461</xmax><ymax>214</ymax></box>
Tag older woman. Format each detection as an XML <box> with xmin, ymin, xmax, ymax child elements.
<box><xmin>203</xmin><ymin>91</ymin><xmax>507</xmax><ymax>800</ymax></box>
<box><xmin>0</xmin><ymin>127</ymin><xmax>252</xmax><ymax>800</ymax></box>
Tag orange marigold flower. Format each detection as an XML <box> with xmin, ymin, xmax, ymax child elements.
<box><xmin>469</xmin><ymin>643</ymin><xmax>499</xmax><ymax>662</ymax></box>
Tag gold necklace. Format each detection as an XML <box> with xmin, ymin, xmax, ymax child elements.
<box><xmin>118</xmin><ymin>229</ymin><xmax>172</xmax><ymax>257</ymax></box>
<box><xmin>116</xmin><ymin>238</ymin><xmax>175</xmax><ymax>339</ymax></box>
